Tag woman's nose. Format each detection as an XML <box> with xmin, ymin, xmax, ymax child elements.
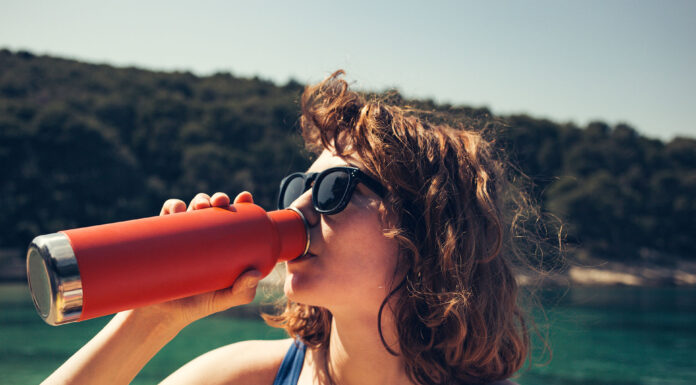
<box><xmin>290</xmin><ymin>189</ymin><xmax>319</xmax><ymax>228</ymax></box>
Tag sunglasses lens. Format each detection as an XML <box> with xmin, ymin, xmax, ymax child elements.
<box><xmin>316</xmin><ymin>170</ymin><xmax>350</xmax><ymax>211</ymax></box>
<box><xmin>281</xmin><ymin>175</ymin><xmax>306</xmax><ymax>208</ymax></box>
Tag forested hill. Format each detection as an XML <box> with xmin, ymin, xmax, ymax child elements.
<box><xmin>1</xmin><ymin>49</ymin><xmax>694</xmax><ymax>264</ymax></box>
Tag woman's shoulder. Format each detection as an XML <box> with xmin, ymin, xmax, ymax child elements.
<box><xmin>160</xmin><ymin>338</ymin><xmax>294</xmax><ymax>385</ymax></box>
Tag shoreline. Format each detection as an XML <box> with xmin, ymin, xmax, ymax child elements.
<box><xmin>517</xmin><ymin>259</ymin><xmax>696</xmax><ymax>287</ymax></box>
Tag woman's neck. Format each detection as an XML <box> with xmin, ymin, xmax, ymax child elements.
<box><xmin>314</xmin><ymin>308</ymin><xmax>413</xmax><ymax>385</ymax></box>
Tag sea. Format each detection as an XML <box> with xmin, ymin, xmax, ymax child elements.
<box><xmin>1</xmin><ymin>283</ymin><xmax>695</xmax><ymax>385</ymax></box>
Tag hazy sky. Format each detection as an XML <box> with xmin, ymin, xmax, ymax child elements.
<box><xmin>2</xmin><ymin>0</ymin><xmax>694</xmax><ymax>141</ymax></box>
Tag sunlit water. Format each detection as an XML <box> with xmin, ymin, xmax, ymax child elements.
<box><xmin>1</xmin><ymin>284</ymin><xmax>695</xmax><ymax>384</ymax></box>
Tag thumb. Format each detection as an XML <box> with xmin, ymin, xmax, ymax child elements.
<box><xmin>212</xmin><ymin>270</ymin><xmax>263</xmax><ymax>311</ymax></box>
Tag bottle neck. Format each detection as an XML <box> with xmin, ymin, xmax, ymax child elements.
<box><xmin>267</xmin><ymin>207</ymin><xmax>309</xmax><ymax>262</ymax></box>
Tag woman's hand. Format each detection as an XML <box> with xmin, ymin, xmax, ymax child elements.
<box><xmin>137</xmin><ymin>191</ymin><xmax>263</xmax><ymax>328</ymax></box>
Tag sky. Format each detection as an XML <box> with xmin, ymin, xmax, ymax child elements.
<box><xmin>1</xmin><ymin>0</ymin><xmax>695</xmax><ymax>141</ymax></box>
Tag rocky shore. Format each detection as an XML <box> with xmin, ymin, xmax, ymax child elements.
<box><xmin>517</xmin><ymin>258</ymin><xmax>696</xmax><ymax>287</ymax></box>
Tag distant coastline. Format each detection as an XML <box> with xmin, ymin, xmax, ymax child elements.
<box><xmin>518</xmin><ymin>258</ymin><xmax>696</xmax><ymax>287</ymax></box>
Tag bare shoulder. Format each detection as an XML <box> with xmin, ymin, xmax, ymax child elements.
<box><xmin>159</xmin><ymin>338</ymin><xmax>294</xmax><ymax>385</ymax></box>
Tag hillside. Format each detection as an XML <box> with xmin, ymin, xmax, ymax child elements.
<box><xmin>1</xmin><ymin>49</ymin><xmax>694</xmax><ymax>271</ymax></box>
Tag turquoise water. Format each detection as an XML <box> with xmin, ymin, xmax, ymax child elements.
<box><xmin>1</xmin><ymin>284</ymin><xmax>695</xmax><ymax>384</ymax></box>
<box><xmin>519</xmin><ymin>287</ymin><xmax>696</xmax><ymax>385</ymax></box>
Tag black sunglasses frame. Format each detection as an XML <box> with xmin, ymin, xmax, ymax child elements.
<box><xmin>277</xmin><ymin>166</ymin><xmax>387</xmax><ymax>215</ymax></box>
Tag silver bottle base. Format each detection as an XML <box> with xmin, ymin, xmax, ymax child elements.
<box><xmin>26</xmin><ymin>233</ymin><xmax>83</xmax><ymax>325</ymax></box>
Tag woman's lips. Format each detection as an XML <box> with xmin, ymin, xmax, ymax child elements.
<box><xmin>288</xmin><ymin>251</ymin><xmax>317</xmax><ymax>263</ymax></box>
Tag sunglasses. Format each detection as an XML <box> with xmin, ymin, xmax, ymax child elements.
<box><xmin>277</xmin><ymin>166</ymin><xmax>387</xmax><ymax>214</ymax></box>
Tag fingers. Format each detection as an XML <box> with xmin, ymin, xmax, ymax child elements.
<box><xmin>210</xmin><ymin>192</ymin><xmax>230</xmax><ymax>208</ymax></box>
<box><xmin>162</xmin><ymin>191</ymin><xmax>248</xmax><ymax>216</ymax></box>
<box><xmin>233</xmin><ymin>191</ymin><xmax>254</xmax><ymax>204</ymax></box>
<box><xmin>187</xmin><ymin>193</ymin><xmax>211</xmax><ymax>212</ymax></box>
<box><xmin>160</xmin><ymin>199</ymin><xmax>187</xmax><ymax>216</ymax></box>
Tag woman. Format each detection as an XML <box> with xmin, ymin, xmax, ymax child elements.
<box><xmin>43</xmin><ymin>71</ymin><xmax>531</xmax><ymax>385</ymax></box>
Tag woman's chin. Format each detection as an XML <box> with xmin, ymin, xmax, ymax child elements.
<box><xmin>283</xmin><ymin>272</ymin><xmax>321</xmax><ymax>306</ymax></box>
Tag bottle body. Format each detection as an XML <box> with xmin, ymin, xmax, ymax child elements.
<box><xmin>26</xmin><ymin>203</ymin><xmax>308</xmax><ymax>325</ymax></box>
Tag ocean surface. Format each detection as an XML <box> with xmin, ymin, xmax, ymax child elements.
<box><xmin>1</xmin><ymin>283</ymin><xmax>695</xmax><ymax>385</ymax></box>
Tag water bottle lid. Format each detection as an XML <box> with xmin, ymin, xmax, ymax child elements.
<box><xmin>26</xmin><ymin>233</ymin><xmax>83</xmax><ymax>325</ymax></box>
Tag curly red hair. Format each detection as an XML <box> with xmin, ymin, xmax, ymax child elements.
<box><xmin>264</xmin><ymin>71</ymin><xmax>534</xmax><ymax>385</ymax></box>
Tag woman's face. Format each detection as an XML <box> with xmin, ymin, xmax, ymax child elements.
<box><xmin>283</xmin><ymin>149</ymin><xmax>400</xmax><ymax>315</ymax></box>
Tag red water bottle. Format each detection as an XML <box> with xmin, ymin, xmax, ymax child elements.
<box><xmin>25</xmin><ymin>203</ymin><xmax>309</xmax><ymax>326</ymax></box>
